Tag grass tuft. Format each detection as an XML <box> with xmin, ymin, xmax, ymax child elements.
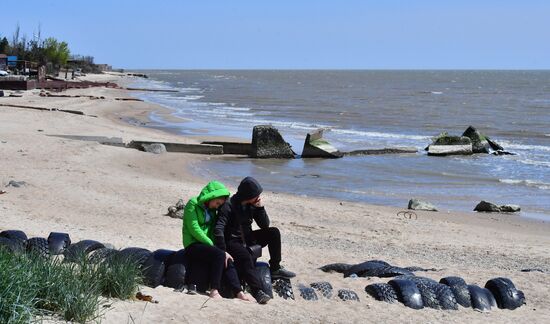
<box><xmin>0</xmin><ymin>246</ymin><xmax>143</xmax><ymax>323</ymax></box>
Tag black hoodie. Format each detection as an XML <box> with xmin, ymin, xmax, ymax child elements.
<box><xmin>214</xmin><ymin>177</ymin><xmax>270</xmax><ymax>251</ymax></box>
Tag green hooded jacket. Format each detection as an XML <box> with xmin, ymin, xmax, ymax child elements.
<box><xmin>182</xmin><ymin>181</ymin><xmax>230</xmax><ymax>248</ymax></box>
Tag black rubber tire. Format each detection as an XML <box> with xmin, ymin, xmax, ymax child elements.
<box><xmin>164</xmin><ymin>249</ymin><xmax>187</xmax><ymax>290</ymax></box>
<box><xmin>88</xmin><ymin>247</ymin><xmax>119</xmax><ymax>264</ymax></box>
<box><xmin>319</xmin><ymin>263</ymin><xmax>352</xmax><ymax>273</ymax></box>
<box><xmin>63</xmin><ymin>240</ymin><xmax>105</xmax><ymax>262</ymax></box>
<box><xmin>388</xmin><ymin>279</ymin><xmax>424</xmax><ymax>309</ymax></box>
<box><xmin>273</xmin><ymin>278</ymin><xmax>294</xmax><ymax>300</ymax></box>
<box><xmin>142</xmin><ymin>249</ymin><xmax>176</xmax><ymax>288</ymax></box>
<box><xmin>468</xmin><ymin>285</ymin><xmax>497</xmax><ymax>311</ymax></box>
<box><xmin>440</xmin><ymin>276</ymin><xmax>472</xmax><ymax>308</ymax></box>
<box><xmin>344</xmin><ymin>260</ymin><xmax>386</xmax><ymax>277</ymax></box>
<box><xmin>484</xmin><ymin>277</ymin><xmax>525</xmax><ymax>310</ymax></box>
<box><xmin>26</xmin><ymin>237</ymin><xmax>50</xmax><ymax>258</ymax></box>
<box><xmin>337</xmin><ymin>289</ymin><xmax>360</xmax><ymax>302</ymax></box>
<box><xmin>371</xmin><ymin>266</ymin><xmax>415</xmax><ymax>278</ymax></box>
<box><xmin>433</xmin><ymin>283</ymin><xmax>459</xmax><ymax>310</ymax></box>
<box><xmin>47</xmin><ymin>232</ymin><xmax>71</xmax><ymax>255</ymax></box>
<box><xmin>256</xmin><ymin>261</ymin><xmax>273</xmax><ymax>298</ymax></box>
<box><xmin>298</xmin><ymin>286</ymin><xmax>318</xmax><ymax>301</ymax></box>
<box><xmin>396</xmin><ymin>275</ymin><xmax>438</xmax><ymax>285</ymax></box>
<box><xmin>365</xmin><ymin>283</ymin><xmax>398</xmax><ymax>303</ymax></box>
<box><xmin>310</xmin><ymin>281</ymin><xmax>333</xmax><ymax>298</ymax></box>
<box><xmin>410</xmin><ymin>279</ymin><xmax>441</xmax><ymax>309</ymax></box>
<box><xmin>0</xmin><ymin>237</ymin><xmax>25</xmax><ymax>254</ymax></box>
<box><xmin>118</xmin><ymin>247</ymin><xmax>153</xmax><ymax>269</ymax></box>
<box><xmin>0</xmin><ymin>230</ymin><xmax>28</xmax><ymax>243</ymax></box>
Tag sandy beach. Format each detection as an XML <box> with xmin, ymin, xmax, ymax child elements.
<box><xmin>1</xmin><ymin>74</ymin><xmax>549</xmax><ymax>323</ymax></box>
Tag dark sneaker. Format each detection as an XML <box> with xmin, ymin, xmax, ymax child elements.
<box><xmin>271</xmin><ymin>266</ymin><xmax>296</xmax><ymax>279</ymax></box>
<box><xmin>186</xmin><ymin>284</ymin><xmax>197</xmax><ymax>295</ymax></box>
<box><xmin>253</xmin><ymin>290</ymin><xmax>271</xmax><ymax>304</ymax></box>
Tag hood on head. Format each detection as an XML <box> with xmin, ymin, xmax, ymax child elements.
<box><xmin>197</xmin><ymin>181</ymin><xmax>230</xmax><ymax>205</ymax></box>
<box><xmin>235</xmin><ymin>177</ymin><xmax>263</xmax><ymax>202</ymax></box>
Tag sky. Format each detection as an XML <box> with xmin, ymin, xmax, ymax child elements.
<box><xmin>1</xmin><ymin>0</ymin><xmax>549</xmax><ymax>69</ymax></box>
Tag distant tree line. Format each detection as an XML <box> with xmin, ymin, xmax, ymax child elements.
<box><xmin>0</xmin><ymin>24</ymin><xmax>101</xmax><ymax>73</ymax></box>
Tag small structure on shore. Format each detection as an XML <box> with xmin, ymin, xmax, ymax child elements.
<box><xmin>301</xmin><ymin>129</ymin><xmax>343</xmax><ymax>158</ymax></box>
<box><xmin>250</xmin><ymin>125</ymin><xmax>296</xmax><ymax>159</ymax></box>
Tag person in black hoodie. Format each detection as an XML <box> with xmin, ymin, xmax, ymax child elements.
<box><xmin>214</xmin><ymin>177</ymin><xmax>296</xmax><ymax>304</ymax></box>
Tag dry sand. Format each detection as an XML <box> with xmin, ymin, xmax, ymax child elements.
<box><xmin>1</xmin><ymin>74</ymin><xmax>549</xmax><ymax>323</ymax></box>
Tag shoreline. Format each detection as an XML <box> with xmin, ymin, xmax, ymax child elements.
<box><xmin>120</xmin><ymin>75</ymin><xmax>550</xmax><ymax>222</ymax></box>
<box><xmin>1</xmin><ymin>74</ymin><xmax>549</xmax><ymax>323</ymax></box>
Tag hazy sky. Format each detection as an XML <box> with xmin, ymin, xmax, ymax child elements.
<box><xmin>1</xmin><ymin>0</ymin><xmax>549</xmax><ymax>69</ymax></box>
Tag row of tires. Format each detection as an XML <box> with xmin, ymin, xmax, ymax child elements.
<box><xmin>365</xmin><ymin>275</ymin><xmax>525</xmax><ymax>311</ymax></box>
<box><xmin>0</xmin><ymin>229</ymin><xmax>276</xmax><ymax>296</ymax></box>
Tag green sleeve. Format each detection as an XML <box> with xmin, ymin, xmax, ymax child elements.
<box><xmin>184</xmin><ymin>203</ymin><xmax>214</xmax><ymax>246</ymax></box>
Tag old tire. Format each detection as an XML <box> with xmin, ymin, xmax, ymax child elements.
<box><xmin>484</xmin><ymin>277</ymin><xmax>525</xmax><ymax>310</ymax></box>
<box><xmin>468</xmin><ymin>285</ymin><xmax>497</xmax><ymax>311</ymax></box>
<box><xmin>63</xmin><ymin>240</ymin><xmax>105</xmax><ymax>262</ymax></box>
<box><xmin>89</xmin><ymin>247</ymin><xmax>119</xmax><ymax>264</ymax></box>
<box><xmin>164</xmin><ymin>249</ymin><xmax>187</xmax><ymax>290</ymax></box>
<box><xmin>47</xmin><ymin>232</ymin><xmax>71</xmax><ymax>255</ymax></box>
<box><xmin>319</xmin><ymin>263</ymin><xmax>353</xmax><ymax>273</ymax></box>
<box><xmin>344</xmin><ymin>260</ymin><xmax>387</xmax><ymax>277</ymax></box>
<box><xmin>142</xmin><ymin>249</ymin><xmax>176</xmax><ymax>288</ymax></box>
<box><xmin>337</xmin><ymin>289</ymin><xmax>360</xmax><ymax>301</ymax></box>
<box><xmin>118</xmin><ymin>247</ymin><xmax>152</xmax><ymax>269</ymax></box>
<box><xmin>0</xmin><ymin>230</ymin><xmax>28</xmax><ymax>243</ymax></box>
<box><xmin>256</xmin><ymin>261</ymin><xmax>273</xmax><ymax>298</ymax></box>
<box><xmin>433</xmin><ymin>283</ymin><xmax>458</xmax><ymax>310</ymax></box>
<box><xmin>410</xmin><ymin>279</ymin><xmax>441</xmax><ymax>309</ymax></box>
<box><xmin>372</xmin><ymin>266</ymin><xmax>414</xmax><ymax>278</ymax></box>
<box><xmin>389</xmin><ymin>279</ymin><xmax>424</xmax><ymax>309</ymax></box>
<box><xmin>26</xmin><ymin>237</ymin><xmax>50</xmax><ymax>258</ymax></box>
<box><xmin>310</xmin><ymin>281</ymin><xmax>333</xmax><ymax>298</ymax></box>
<box><xmin>365</xmin><ymin>283</ymin><xmax>398</xmax><ymax>303</ymax></box>
<box><xmin>298</xmin><ymin>286</ymin><xmax>318</xmax><ymax>301</ymax></box>
<box><xmin>0</xmin><ymin>237</ymin><xmax>25</xmax><ymax>254</ymax></box>
<box><xmin>273</xmin><ymin>278</ymin><xmax>294</xmax><ymax>300</ymax></box>
<box><xmin>440</xmin><ymin>276</ymin><xmax>471</xmax><ymax>308</ymax></box>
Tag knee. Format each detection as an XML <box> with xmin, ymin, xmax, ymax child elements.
<box><xmin>268</xmin><ymin>227</ymin><xmax>280</xmax><ymax>239</ymax></box>
<box><xmin>212</xmin><ymin>248</ymin><xmax>225</xmax><ymax>263</ymax></box>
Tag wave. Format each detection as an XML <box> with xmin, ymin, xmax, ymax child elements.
<box><xmin>331</xmin><ymin>128</ymin><xmax>431</xmax><ymax>141</ymax></box>
<box><xmin>496</xmin><ymin>140</ymin><xmax>550</xmax><ymax>153</ymax></box>
<box><xmin>499</xmin><ymin>179</ymin><xmax>550</xmax><ymax>190</ymax></box>
<box><xmin>516</xmin><ymin>158</ymin><xmax>550</xmax><ymax>168</ymax></box>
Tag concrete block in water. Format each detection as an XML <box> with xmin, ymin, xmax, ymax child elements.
<box><xmin>250</xmin><ymin>125</ymin><xmax>295</xmax><ymax>159</ymax></box>
<box><xmin>301</xmin><ymin>129</ymin><xmax>343</xmax><ymax>158</ymax></box>
<box><xmin>428</xmin><ymin>144</ymin><xmax>473</xmax><ymax>156</ymax></box>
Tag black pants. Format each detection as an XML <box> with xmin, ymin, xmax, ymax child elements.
<box><xmin>227</xmin><ymin>227</ymin><xmax>282</xmax><ymax>294</ymax></box>
<box><xmin>251</xmin><ymin>227</ymin><xmax>282</xmax><ymax>270</ymax></box>
<box><xmin>185</xmin><ymin>243</ymin><xmax>241</xmax><ymax>294</ymax></box>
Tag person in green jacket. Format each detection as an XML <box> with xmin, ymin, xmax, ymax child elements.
<box><xmin>182</xmin><ymin>181</ymin><xmax>252</xmax><ymax>301</ymax></box>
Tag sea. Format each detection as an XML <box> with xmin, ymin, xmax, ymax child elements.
<box><xmin>128</xmin><ymin>70</ymin><xmax>550</xmax><ymax>220</ymax></box>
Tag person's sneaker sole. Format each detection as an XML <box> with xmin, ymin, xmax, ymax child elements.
<box><xmin>257</xmin><ymin>295</ymin><xmax>271</xmax><ymax>304</ymax></box>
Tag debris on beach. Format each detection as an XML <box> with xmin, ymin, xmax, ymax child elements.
<box><xmin>166</xmin><ymin>199</ymin><xmax>185</xmax><ymax>218</ymax></box>
<box><xmin>142</xmin><ymin>143</ymin><xmax>167</xmax><ymax>154</ymax></box>
<box><xmin>6</xmin><ymin>180</ymin><xmax>27</xmax><ymax>188</ymax></box>
<box><xmin>474</xmin><ymin>201</ymin><xmax>521</xmax><ymax>213</ymax></box>
<box><xmin>408</xmin><ymin>198</ymin><xmax>438</xmax><ymax>212</ymax></box>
